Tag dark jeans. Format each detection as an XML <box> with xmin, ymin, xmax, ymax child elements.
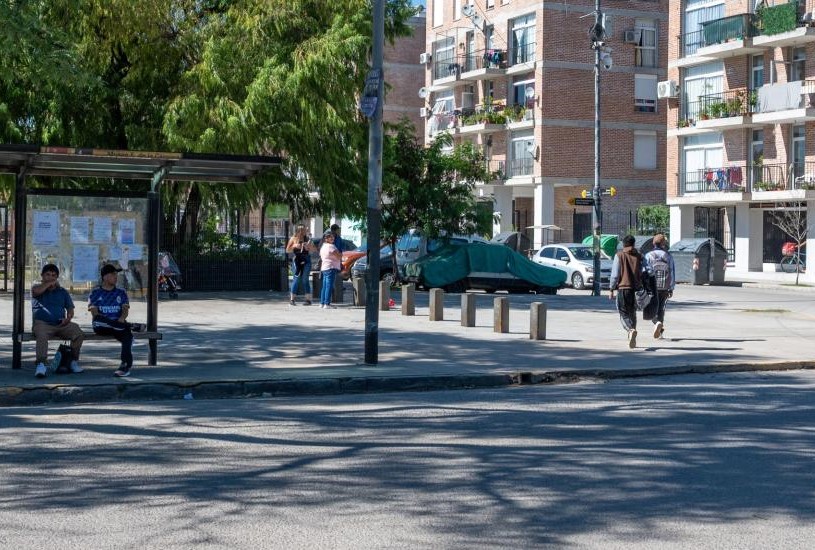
<box><xmin>92</xmin><ymin>317</ymin><xmax>133</xmax><ymax>367</ymax></box>
<box><xmin>652</xmin><ymin>290</ymin><xmax>670</xmax><ymax>324</ymax></box>
<box><xmin>292</xmin><ymin>259</ymin><xmax>311</xmax><ymax>295</ymax></box>
<box><xmin>615</xmin><ymin>288</ymin><xmax>637</xmax><ymax>332</ymax></box>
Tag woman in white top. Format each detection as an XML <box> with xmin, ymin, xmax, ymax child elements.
<box><xmin>319</xmin><ymin>231</ymin><xmax>342</xmax><ymax>308</ymax></box>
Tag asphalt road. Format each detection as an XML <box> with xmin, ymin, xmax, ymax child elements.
<box><xmin>2</xmin><ymin>370</ymin><xmax>814</xmax><ymax>549</ymax></box>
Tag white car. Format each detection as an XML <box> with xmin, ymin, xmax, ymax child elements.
<box><xmin>533</xmin><ymin>243</ymin><xmax>612</xmax><ymax>290</ymax></box>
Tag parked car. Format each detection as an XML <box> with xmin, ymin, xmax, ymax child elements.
<box><xmin>340</xmin><ymin>241</ymin><xmax>390</xmax><ymax>280</ymax></box>
<box><xmin>532</xmin><ymin>243</ymin><xmax>612</xmax><ymax>290</ymax></box>
<box><xmin>403</xmin><ymin>242</ymin><xmax>565</xmax><ymax>294</ymax></box>
<box><xmin>350</xmin><ymin>244</ymin><xmax>396</xmax><ymax>284</ymax></box>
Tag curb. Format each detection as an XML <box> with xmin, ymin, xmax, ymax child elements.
<box><xmin>2</xmin><ymin>361</ymin><xmax>814</xmax><ymax>407</ymax></box>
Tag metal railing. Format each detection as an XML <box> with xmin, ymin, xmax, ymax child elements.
<box><xmin>756</xmin><ymin>162</ymin><xmax>815</xmax><ymax>191</ymax></box>
<box><xmin>678</xmin><ymin>88</ymin><xmax>757</xmax><ymax>126</ymax></box>
<box><xmin>486</xmin><ymin>159</ymin><xmax>506</xmax><ymax>181</ymax></box>
<box><xmin>462</xmin><ymin>48</ymin><xmax>507</xmax><ymax>72</ymax></box>
<box><xmin>508</xmin><ymin>157</ymin><xmax>534</xmax><ymax>177</ymax></box>
<box><xmin>433</xmin><ymin>59</ymin><xmax>461</xmax><ymax>80</ymax></box>
<box><xmin>678</xmin><ymin>165</ymin><xmax>747</xmax><ymax>194</ymax></box>
<box><xmin>679</xmin><ymin>13</ymin><xmax>758</xmax><ymax>57</ymax></box>
<box><xmin>511</xmin><ymin>42</ymin><xmax>536</xmax><ymax>65</ymax></box>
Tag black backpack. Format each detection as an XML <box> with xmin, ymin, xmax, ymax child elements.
<box><xmin>53</xmin><ymin>344</ymin><xmax>73</xmax><ymax>374</ymax></box>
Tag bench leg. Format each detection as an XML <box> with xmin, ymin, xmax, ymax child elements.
<box><xmin>149</xmin><ymin>339</ymin><xmax>157</xmax><ymax>366</ymax></box>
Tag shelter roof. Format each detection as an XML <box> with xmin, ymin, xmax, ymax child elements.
<box><xmin>0</xmin><ymin>145</ymin><xmax>281</xmax><ymax>183</ymax></box>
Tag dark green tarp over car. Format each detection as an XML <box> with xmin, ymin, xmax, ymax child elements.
<box><xmin>403</xmin><ymin>243</ymin><xmax>567</xmax><ymax>290</ymax></box>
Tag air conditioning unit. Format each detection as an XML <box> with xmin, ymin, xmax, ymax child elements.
<box><xmin>624</xmin><ymin>29</ymin><xmax>642</xmax><ymax>44</ymax></box>
<box><xmin>420</xmin><ymin>107</ymin><xmax>430</xmax><ymax>118</ymax></box>
<box><xmin>460</xmin><ymin>92</ymin><xmax>475</xmax><ymax>110</ymax></box>
<box><xmin>419</xmin><ymin>52</ymin><xmax>432</xmax><ymax>65</ymax></box>
<box><xmin>657</xmin><ymin>80</ymin><xmax>680</xmax><ymax>99</ymax></box>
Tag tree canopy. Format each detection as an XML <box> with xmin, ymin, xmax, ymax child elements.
<box><xmin>0</xmin><ymin>0</ymin><xmax>418</xmax><ymax>244</ymax></box>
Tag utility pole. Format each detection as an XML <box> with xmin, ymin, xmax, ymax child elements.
<box><xmin>589</xmin><ymin>0</ymin><xmax>610</xmax><ymax>297</ymax></box>
<box><xmin>362</xmin><ymin>0</ymin><xmax>384</xmax><ymax>364</ymax></box>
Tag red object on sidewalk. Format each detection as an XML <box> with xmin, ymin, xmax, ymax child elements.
<box><xmin>782</xmin><ymin>242</ymin><xmax>797</xmax><ymax>257</ymax></box>
<box><xmin>388</xmin><ymin>298</ymin><xmax>396</xmax><ymax>308</ymax></box>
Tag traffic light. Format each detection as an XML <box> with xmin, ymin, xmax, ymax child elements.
<box><xmin>580</xmin><ymin>189</ymin><xmax>588</xmax><ymax>199</ymax></box>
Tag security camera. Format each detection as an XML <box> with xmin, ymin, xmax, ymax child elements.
<box><xmin>601</xmin><ymin>53</ymin><xmax>613</xmax><ymax>70</ymax></box>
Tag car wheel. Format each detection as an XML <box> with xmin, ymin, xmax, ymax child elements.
<box><xmin>443</xmin><ymin>280</ymin><xmax>466</xmax><ymax>293</ymax></box>
<box><xmin>537</xmin><ymin>286</ymin><xmax>557</xmax><ymax>295</ymax></box>
<box><xmin>571</xmin><ymin>272</ymin><xmax>585</xmax><ymax>290</ymax></box>
<box><xmin>380</xmin><ymin>270</ymin><xmax>395</xmax><ymax>287</ymax></box>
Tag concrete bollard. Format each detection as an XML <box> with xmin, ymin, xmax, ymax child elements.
<box><xmin>379</xmin><ymin>280</ymin><xmax>390</xmax><ymax>311</ymax></box>
<box><xmin>493</xmin><ymin>297</ymin><xmax>509</xmax><ymax>333</ymax></box>
<box><xmin>311</xmin><ymin>272</ymin><xmax>321</xmax><ymax>298</ymax></box>
<box><xmin>530</xmin><ymin>302</ymin><xmax>547</xmax><ymax>340</ymax></box>
<box><xmin>402</xmin><ymin>284</ymin><xmax>415</xmax><ymax>316</ymax></box>
<box><xmin>353</xmin><ymin>277</ymin><xmax>366</xmax><ymax>307</ymax></box>
<box><xmin>461</xmin><ymin>293</ymin><xmax>476</xmax><ymax>327</ymax></box>
<box><xmin>429</xmin><ymin>288</ymin><xmax>444</xmax><ymax>321</ymax></box>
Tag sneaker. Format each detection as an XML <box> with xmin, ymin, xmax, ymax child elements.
<box><xmin>35</xmin><ymin>363</ymin><xmax>47</xmax><ymax>379</ymax></box>
<box><xmin>653</xmin><ymin>321</ymin><xmax>664</xmax><ymax>339</ymax></box>
<box><xmin>70</xmin><ymin>360</ymin><xmax>83</xmax><ymax>374</ymax></box>
<box><xmin>114</xmin><ymin>363</ymin><xmax>131</xmax><ymax>377</ymax></box>
<box><xmin>628</xmin><ymin>329</ymin><xmax>638</xmax><ymax>349</ymax></box>
<box><xmin>303</xmin><ymin>300</ymin><xmax>312</xmax><ymax>306</ymax></box>
<box><xmin>320</xmin><ymin>304</ymin><xmax>325</xmax><ymax>309</ymax></box>
<box><xmin>290</xmin><ymin>299</ymin><xmax>297</xmax><ymax>306</ymax></box>
<box><xmin>130</xmin><ymin>323</ymin><xmax>147</xmax><ymax>333</ymax></box>
<box><xmin>325</xmin><ymin>304</ymin><xmax>337</xmax><ymax>309</ymax></box>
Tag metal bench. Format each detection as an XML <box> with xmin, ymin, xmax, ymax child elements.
<box><xmin>18</xmin><ymin>331</ymin><xmax>163</xmax><ymax>365</ymax></box>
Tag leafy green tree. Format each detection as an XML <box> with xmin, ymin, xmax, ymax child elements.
<box><xmin>379</xmin><ymin>121</ymin><xmax>495</xmax><ymax>280</ymax></box>
<box><xmin>635</xmin><ymin>204</ymin><xmax>670</xmax><ymax>236</ymax></box>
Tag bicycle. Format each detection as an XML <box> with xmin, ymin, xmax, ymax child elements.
<box><xmin>780</xmin><ymin>252</ymin><xmax>806</xmax><ymax>273</ymax></box>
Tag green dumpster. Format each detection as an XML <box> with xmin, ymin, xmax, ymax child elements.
<box><xmin>582</xmin><ymin>234</ymin><xmax>619</xmax><ymax>258</ymax></box>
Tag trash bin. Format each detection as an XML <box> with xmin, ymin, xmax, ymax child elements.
<box><xmin>669</xmin><ymin>238</ymin><xmax>728</xmax><ymax>285</ymax></box>
<box><xmin>582</xmin><ymin>234</ymin><xmax>619</xmax><ymax>258</ymax></box>
<box><xmin>616</xmin><ymin>236</ymin><xmax>656</xmax><ymax>255</ymax></box>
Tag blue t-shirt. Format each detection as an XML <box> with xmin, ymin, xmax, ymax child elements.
<box><xmin>88</xmin><ymin>286</ymin><xmax>129</xmax><ymax>321</ymax></box>
<box><xmin>32</xmin><ymin>286</ymin><xmax>75</xmax><ymax>325</ymax></box>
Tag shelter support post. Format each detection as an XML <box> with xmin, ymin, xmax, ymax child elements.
<box><xmin>12</xmin><ymin>169</ymin><xmax>27</xmax><ymax>369</ymax></box>
<box><xmin>147</xmin><ymin>168</ymin><xmax>167</xmax><ymax>366</ymax></box>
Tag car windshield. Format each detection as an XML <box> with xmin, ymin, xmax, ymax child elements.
<box><xmin>569</xmin><ymin>246</ymin><xmax>595</xmax><ymax>261</ymax></box>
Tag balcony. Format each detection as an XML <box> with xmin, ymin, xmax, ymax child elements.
<box><xmin>507</xmin><ymin>42</ymin><xmax>536</xmax><ymax>75</ymax></box>
<box><xmin>507</xmin><ymin>157</ymin><xmax>534</xmax><ymax>178</ymax></box>
<box><xmin>460</xmin><ymin>49</ymin><xmax>507</xmax><ymax>81</ymax></box>
<box><xmin>755</xmin><ymin>162</ymin><xmax>815</xmax><ymax>192</ymax></box>
<box><xmin>679</xmin><ymin>166</ymin><xmax>747</xmax><ymax>195</ymax></box>
<box><xmin>687</xmin><ymin>89</ymin><xmax>758</xmax><ymax>130</ymax></box>
<box><xmin>678</xmin><ymin>14</ymin><xmax>762</xmax><ymax>62</ymax></box>
<box><xmin>752</xmin><ymin>80</ymin><xmax>815</xmax><ymax>124</ymax></box>
<box><xmin>455</xmin><ymin>103</ymin><xmax>531</xmax><ymax>134</ymax></box>
<box><xmin>485</xmin><ymin>159</ymin><xmax>507</xmax><ymax>183</ymax></box>
<box><xmin>431</xmin><ymin>59</ymin><xmax>463</xmax><ymax>90</ymax></box>
<box><xmin>753</xmin><ymin>1</ymin><xmax>815</xmax><ymax>48</ymax></box>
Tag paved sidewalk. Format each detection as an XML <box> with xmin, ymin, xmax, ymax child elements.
<box><xmin>1</xmin><ymin>281</ymin><xmax>814</xmax><ymax>406</ymax></box>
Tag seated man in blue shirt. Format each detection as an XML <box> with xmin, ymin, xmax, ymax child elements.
<box><xmin>88</xmin><ymin>264</ymin><xmax>145</xmax><ymax>378</ymax></box>
<box><xmin>31</xmin><ymin>264</ymin><xmax>85</xmax><ymax>378</ymax></box>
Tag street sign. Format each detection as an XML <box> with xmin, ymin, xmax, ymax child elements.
<box><xmin>571</xmin><ymin>197</ymin><xmax>595</xmax><ymax>206</ymax></box>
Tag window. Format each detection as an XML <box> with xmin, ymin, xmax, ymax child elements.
<box><xmin>486</xmin><ymin>0</ymin><xmax>495</xmax><ymax>8</ymax></box>
<box><xmin>792</xmin><ymin>124</ymin><xmax>805</xmax><ymax>179</ymax></box>
<box><xmin>511</xmin><ymin>14</ymin><xmax>535</xmax><ymax>65</ymax></box>
<box><xmin>634</xmin><ymin>131</ymin><xmax>657</xmax><ymax>170</ymax></box>
<box><xmin>635</xmin><ymin>19</ymin><xmax>656</xmax><ymax>67</ymax></box>
<box><xmin>790</xmin><ymin>47</ymin><xmax>806</xmax><ymax>82</ymax></box>
<box><xmin>634</xmin><ymin>74</ymin><xmax>657</xmax><ymax>113</ymax></box>
<box><xmin>432</xmin><ymin>37</ymin><xmax>456</xmax><ymax>80</ymax></box>
<box><xmin>512</xmin><ymin>78</ymin><xmax>535</xmax><ymax>106</ymax></box>
<box><xmin>751</xmin><ymin>54</ymin><xmax>764</xmax><ymax>89</ymax></box>
<box><xmin>682</xmin><ymin>62</ymin><xmax>724</xmax><ymax>123</ymax></box>
<box><xmin>682</xmin><ymin>133</ymin><xmax>723</xmax><ymax>192</ymax></box>
<box><xmin>454</xmin><ymin>0</ymin><xmax>461</xmax><ymax>20</ymax></box>
<box><xmin>751</xmin><ymin>129</ymin><xmax>764</xmax><ymax>186</ymax></box>
<box><xmin>510</xmin><ymin>131</ymin><xmax>535</xmax><ymax>177</ymax></box>
<box><xmin>433</xmin><ymin>0</ymin><xmax>444</xmax><ymax>27</ymax></box>
<box><xmin>541</xmin><ymin>247</ymin><xmax>557</xmax><ymax>259</ymax></box>
<box><xmin>683</xmin><ymin>0</ymin><xmax>725</xmax><ymax>56</ymax></box>
<box><xmin>484</xmin><ymin>25</ymin><xmax>494</xmax><ymax>50</ymax></box>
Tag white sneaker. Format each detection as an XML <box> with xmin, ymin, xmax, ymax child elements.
<box><xmin>653</xmin><ymin>322</ymin><xmax>664</xmax><ymax>339</ymax></box>
<box><xmin>35</xmin><ymin>363</ymin><xmax>47</xmax><ymax>378</ymax></box>
<box><xmin>70</xmin><ymin>360</ymin><xmax>83</xmax><ymax>373</ymax></box>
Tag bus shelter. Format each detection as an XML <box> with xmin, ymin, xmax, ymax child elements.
<box><xmin>0</xmin><ymin>145</ymin><xmax>281</xmax><ymax>370</ymax></box>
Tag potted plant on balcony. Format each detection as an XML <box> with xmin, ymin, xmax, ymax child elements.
<box><xmin>678</xmin><ymin>119</ymin><xmax>691</xmax><ymax>128</ymax></box>
<box><xmin>748</xmin><ymin>90</ymin><xmax>758</xmax><ymax>112</ymax></box>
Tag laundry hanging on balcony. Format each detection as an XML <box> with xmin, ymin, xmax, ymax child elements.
<box><xmin>703</xmin><ymin>166</ymin><xmax>742</xmax><ymax>190</ymax></box>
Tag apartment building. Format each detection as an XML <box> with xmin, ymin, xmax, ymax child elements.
<box><xmin>422</xmin><ymin>0</ymin><xmax>667</xmax><ymax>249</ymax></box>
<box><xmin>666</xmin><ymin>0</ymin><xmax>814</xmax><ymax>282</ymax></box>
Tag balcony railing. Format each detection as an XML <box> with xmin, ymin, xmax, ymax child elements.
<box><xmin>679</xmin><ymin>88</ymin><xmax>757</xmax><ymax>125</ymax></box>
<box><xmin>511</xmin><ymin>42</ymin><xmax>536</xmax><ymax>65</ymax></box>
<box><xmin>679</xmin><ymin>165</ymin><xmax>746</xmax><ymax>194</ymax></box>
<box><xmin>755</xmin><ymin>162</ymin><xmax>815</xmax><ymax>191</ymax></box>
<box><xmin>462</xmin><ymin>48</ymin><xmax>507</xmax><ymax>72</ymax></box>
<box><xmin>485</xmin><ymin>159</ymin><xmax>506</xmax><ymax>181</ymax></box>
<box><xmin>679</xmin><ymin>13</ymin><xmax>758</xmax><ymax>57</ymax></box>
<box><xmin>508</xmin><ymin>157</ymin><xmax>534</xmax><ymax>177</ymax></box>
<box><xmin>433</xmin><ymin>59</ymin><xmax>461</xmax><ymax>80</ymax></box>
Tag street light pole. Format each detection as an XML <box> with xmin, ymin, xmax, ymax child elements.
<box><xmin>591</xmin><ymin>0</ymin><xmax>604</xmax><ymax>297</ymax></box>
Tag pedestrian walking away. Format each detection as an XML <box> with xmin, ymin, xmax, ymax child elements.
<box><xmin>286</xmin><ymin>225</ymin><xmax>316</xmax><ymax>306</ymax></box>
<box><xmin>609</xmin><ymin>235</ymin><xmax>644</xmax><ymax>349</ymax></box>
<box><xmin>88</xmin><ymin>264</ymin><xmax>146</xmax><ymax>377</ymax></box>
<box><xmin>319</xmin><ymin>231</ymin><xmax>342</xmax><ymax>309</ymax></box>
<box><xmin>31</xmin><ymin>263</ymin><xmax>84</xmax><ymax>378</ymax></box>
<box><xmin>643</xmin><ymin>233</ymin><xmax>676</xmax><ymax>339</ymax></box>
